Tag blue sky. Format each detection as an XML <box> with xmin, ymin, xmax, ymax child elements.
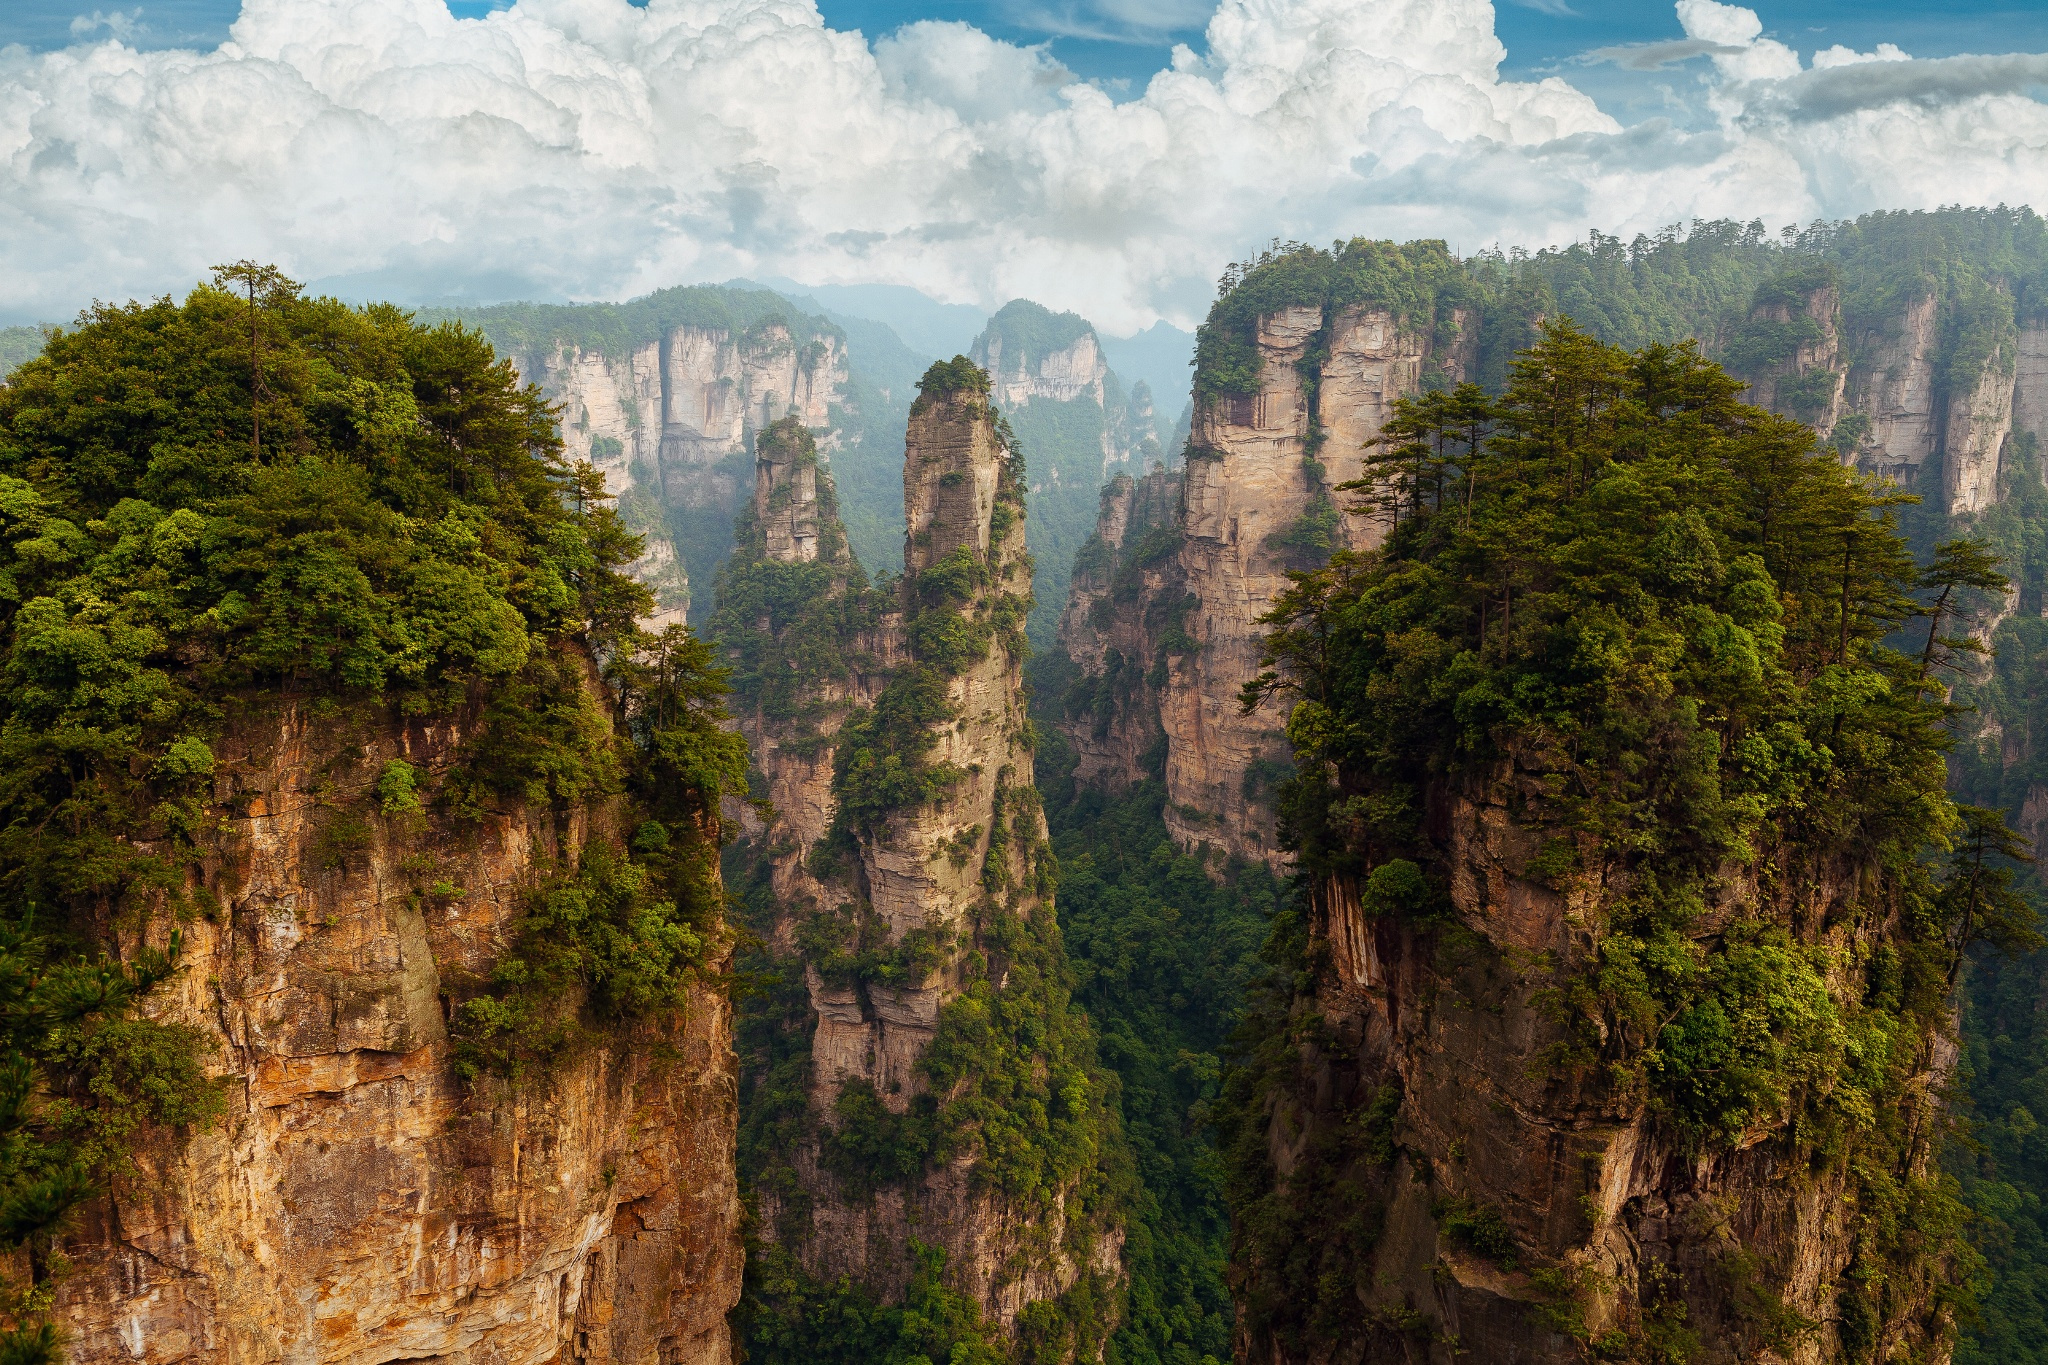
<box><xmin>5</xmin><ymin>0</ymin><xmax>2047</xmax><ymax>330</ymax></box>
<box><xmin>16</xmin><ymin>0</ymin><xmax>2048</xmax><ymax>90</ymax></box>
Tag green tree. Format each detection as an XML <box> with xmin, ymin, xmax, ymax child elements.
<box><xmin>0</xmin><ymin>921</ymin><xmax>218</xmax><ymax>1357</ymax></box>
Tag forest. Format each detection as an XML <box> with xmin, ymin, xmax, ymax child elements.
<box><xmin>0</xmin><ymin>208</ymin><xmax>2047</xmax><ymax>1364</ymax></box>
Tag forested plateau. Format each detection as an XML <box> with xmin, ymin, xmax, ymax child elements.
<box><xmin>1</xmin><ymin>208</ymin><xmax>2048</xmax><ymax>1365</ymax></box>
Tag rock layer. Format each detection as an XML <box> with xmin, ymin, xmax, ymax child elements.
<box><xmin>55</xmin><ymin>687</ymin><xmax>742</xmax><ymax>1365</ymax></box>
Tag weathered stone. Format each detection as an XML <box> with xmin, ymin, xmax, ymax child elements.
<box><xmin>55</xmin><ymin>692</ymin><xmax>742</xmax><ymax>1365</ymax></box>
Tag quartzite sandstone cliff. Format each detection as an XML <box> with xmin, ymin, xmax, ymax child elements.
<box><xmin>53</xmin><ymin>684</ymin><xmax>743</xmax><ymax>1365</ymax></box>
<box><xmin>1054</xmin><ymin>268</ymin><xmax>2048</xmax><ymax>875</ymax></box>
<box><xmin>728</xmin><ymin>396</ymin><xmax>1120</xmax><ymax>1332</ymax></box>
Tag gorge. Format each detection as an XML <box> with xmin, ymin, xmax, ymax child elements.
<box><xmin>4</xmin><ymin>206</ymin><xmax>2048</xmax><ymax>1365</ymax></box>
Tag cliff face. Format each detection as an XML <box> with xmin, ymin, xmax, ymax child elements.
<box><xmin>1159</xmin><ymin>304</ymin><xmax>1461</xmax><ymax>867</ymax></box>
<box><xmin>54</xmin><ymin>690</ymin><xmax>742</xmax><ymax>1365</ymax></box>
<box><xmin>727</xmin><ymin>397</ymin><xmax>1120</xmax><ymax>1337</ymax></box>
<box><xmin>970</xmin><ymin>299</ymin><xmax>1152</xmax><ymax>646</ymax></box>
<box><xmin>1734</xmin><ymin>285</ymin><xmax>2023</xmax><ymax>517</ymax></box>
<box><xmin>1240</xmin><ymin>802</ymin><xmax>1952</xmax><ymax>1365</ymax></box>
<box><xmin>1217</xmin><ymin>323</ymin><xmax>1966</xmax><ymax>1365</ymax></box>
<box><xmin>520</xmin><ymin>324</ymin><xmax>848</xmax><ymax>625</ymax></box>
<box><xmin>1051</xmin><ymin>468</ymin><xmax>1182</xmax><ymax>793</ymax></box>
<box><xmin>1734</xmin><ymin>282</ymin><xmax>1848</xmax><ymax>438</ymax></box>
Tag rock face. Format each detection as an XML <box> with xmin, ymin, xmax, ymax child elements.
<box><xmin>519</xmin><ymin>323</ymin><xmax>848</xmax><ymax>624</ymax></box>
<box><xmin>969</xmin><ymin>299</ymin><xmax>1154</xmax><ymax>645</ymax></box>
<box><xmin>1735</xmin><ymin>282</ymin><xmax>1848</xmax><ymax>438</ymax></box>
<box><xmin>54</xmin><ymin>686</ymin><xmax>742</xmax><ymax>1364</ymax></box>
<box><xmin>2012</xmin><ymin>323</ymin><xmax>2048</xmax><ymax>445</ymax></box>
<box><xmin>1052</xmin><ymin>468</ymin><xmax>1182</xmax><ymax>792</ymax></box>
<box><xmin>1063</xmin><ymin>302</ymin><xmax>1465</xmax><ymax>869</ymax></box>
<box><xmin>1733</xmin><ymin>284</ymin><xmax>2030</xmax><ymax>516</ymax></box>
<box><xmin>1943</xmin><ymin>340</ymin><xmax>2016</xmax><ymax>514</ymax></box>
<box><xmin>727</xmin><ymin>396</ymin><xmax>1119</xmax><ymax>1330</ymax></box>
<box><xmin>1234</xmin><ymin>777</ymin><xmax>1954</xmax><ymax>1365</ymax></box>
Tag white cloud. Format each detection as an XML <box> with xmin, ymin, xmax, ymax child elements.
<box><xmin>874</xmin><ymin>21</ymin><xmax>1075</xmax><ymax>123</ymax></box>
<box><xmin>0</xmin><ymin>0</ymin><xmax>2044</xmax><ymax>332</ymax></box>
<box><xmin>67</xmin><ymin>9</ymin><xmax>148</xmax><ymax>41</ymax></box>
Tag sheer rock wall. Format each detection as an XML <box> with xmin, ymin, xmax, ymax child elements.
<box><xmin>516</xmin><ymin>325</ymin><xmax>848</xmax><ymax>624</ymax></box>
<box><xmin>1237</xmin><ymin>770</ymin><xmax>1953</xmax><ymax>1365</ymax></box>
<box><xmin>734</xmin><ymin>398</ymin><xmax>1116</xmax><ymax>1328</ymax></box>
<box><xmin>56</xmin><ymin>686</ymin><xmax>742</xmax><ymax>1365</ymax></box>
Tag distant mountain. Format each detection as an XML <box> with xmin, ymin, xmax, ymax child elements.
<box><xmin>970</xmin><ymin>298</ymin><xmax>1160</xmax><ymax>645</ymax></box>
<box><xmin>754</xmin><ymin>278</ymin><xmax>987</xmax><ymax>361</ymax></box>
<box><xmin>423</xmin><ymin>285</ymin><xmax>905</xmax><ymax>623</ymax></box>
<box><xmin>1099</xmin><ymin>320</ymin><xmax>1195</xmax><ymax>446</ymax></box>
<box><xmin>0</xmin><ymin>326</ymin><xmax>49</xmax><ymax>378</ymax></box>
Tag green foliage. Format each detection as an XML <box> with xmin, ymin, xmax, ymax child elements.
<box><xmin>0</xmin><ymin>275</ymin><xmax>655</xmax><ymax>910</ymax></box>
<box><xmin>448</xmin><ymin>619</ymin><xmax>750</xmax><ymax>1077</ymax></box>
<box><xmin>798</xmin><ymin>896</ymin><xmax>955</xmax><ymax>991</ymax></box>
<box><xmin>451</xmin><ymin>841</ymin><xmax>716</xmax><ymax>1078</ymax></box>
<box><xmin>981</xmin><ymin>300</ymin><xmax>1095</xmax><ymax>370</ymax></box>
<box><xmin>424</xmin><ymin>283</ymin><xmax>839</xmax><ymax>368</ymax></box>
<box><xmin>0</xmin><ymin>329</ymin><xmax>45</xmax><ymax>382</ymax></box>
<box><xmin>1431</xmin><ymin>1197</ymin><xmax>1518</xmax><ymax>1267</ymax></box>
<box><xmin>1027</xmin><ymin>688</ymin><xmax>1279</xmax><ymax>1365</ymax></box>
<box><xmin>914</xmin><ymin>355</ymin><xmax>993</xmax><ymax>412</ymax></box>
<box><xmin>1195</xmin><ymin>239</ymin><xmax>1471</xmax><ymax>402</ymax></box>
<box><xmin>918</xmin><ymin>886</ymin><xmax>1128</xmax><ymax>1211</ymax></box>
<box><xmin>1232</xmin><ymin>321</ymin><xmax>1999</xmax><ymax>1355</ymax></box>
<box><xmin>0</xmin><ymin>920</ymin><xmax>222</xmax><ymax>1355</ymax></box>
<box><xmin>741</xmin><ymin>1239</ymin><xmax>1008</xmax><ymax>1365</ymax></box>
<box><xmin>375</xmin><ymin>759</ymin><xmax>422</xmax><ymax>816</ymax></box>
<box><xmin>832</xmin><ymin>668</ymin><xmax>965</xmax><ymax>831</ymax></box>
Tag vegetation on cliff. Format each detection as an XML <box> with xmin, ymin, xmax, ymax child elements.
<box><xmin>0</xmin><ymin>271</ymin><xmax>744</xmax><ymax>1354</ymax></box>
<box><xmin>1226</xmin><ymin>320</ymin><xmax>2016</xmax><ymax>1359</ymax></box>
<box><xmin>722</xmin><ymin>364</ymin><xmax>1129</xmax><ymax>1364</ymax></box>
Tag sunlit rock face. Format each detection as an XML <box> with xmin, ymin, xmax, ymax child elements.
<box><xmin>55</xmin><ymin>685</ymin><xmax>743</xmax><ymax>1365</ymax></box>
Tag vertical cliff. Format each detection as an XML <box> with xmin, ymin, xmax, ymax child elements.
<box><xmin>1725</xmin><ymin>268</ymin><xmax>1848</xmax><ymax>439</ymax></box>
<box><xmin>0</xmin><ymin>284</ymin><xmax>751</xmax><ymax>1364</ymax></box>
<box><xmin>970</xmin><ymin>300</ymin><xmax>1150</xmax><ymax>646</ymax></box>
<box><xmin>723</xmin><ymin>373</ymin><xmax>1124</xmax><ymax>1355</ymax></box>
<box><xmin>1048</xmin><ymin>468</ymin><xmax>1183</xmax><ymax>793</ymax></box>
<box><xmin>444</xmin><ymin>288</ymin><xmax>854</xmax><ymax>627</ymax></box>
<box><xmin>56</xmin><ymin>693</ymin><xmax>742</xmax><ymax>1365</ymax></box>
<box><xmin>1225</xmin><ymin>324</ymin><xmax>1971</xmax><ymax>1365</ymax></box>
<box><xmin>1161</xmin><ymin>254</ymin><xmax>1473</xmax><ymax>869</ymax></box>
<box><xmin>1026</xmin><ymin>216</ymin><xmax>2048</xmax><ymax>1364</ymax></box>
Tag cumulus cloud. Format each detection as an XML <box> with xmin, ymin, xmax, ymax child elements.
<box><xmin>0</xmin><ymin>0</ymin><xmax>2043</xmax><ymax>331</ymax></box>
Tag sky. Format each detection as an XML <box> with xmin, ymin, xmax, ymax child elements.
<box><xmin>3</xmin><ymin>0</ymin><xmax>2047</xmax><ymax>330</ymax></box>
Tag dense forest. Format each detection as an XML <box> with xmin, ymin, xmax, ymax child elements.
<box><xmin>0</xmin><ymin>274</ymin><xmax>751</xmax><ymax>1360</ymax></box>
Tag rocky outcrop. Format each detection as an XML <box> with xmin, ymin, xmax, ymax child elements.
<box><xmin>54</xmin><ymin>687</ymin><xmax>741</xmax><ymax>1364</ymax></box>
<box><xmin>1163</xmin><ymin>303</ymin><xmax>1465</xmax><ymax>867</ymax></box>
<box><xmin>1844</xmin><ymin>294</ymin><xmax>1940</xmax><ymax>483</ymax></box>
<box><xmin>727</xmin><ymin>388</ymin><xmax>1120</xmax><ymax>1332</ymax></box>
<box><xmin>970</xmin><ymin>299</ymin><xmax>1154</xmax><ymax>646</ymax></box>
<box><xmin>1735</xmin><ymin>282</ymin><xmax>1848</xmax><ymax>438</ymax></box>
<box><xmin>1051</xmin><ymin>468</ymin><xmax>1182</xmax><ymax>792</ymax></box>
<box><xmin>724</xmin><ymin>418</ymin><xmax>896</xmax><ymax>926</ymax></box>
<box><xmin>1943</xmin><ymin>340</ymin><xmax>2015</xmax><ymax>514</ymax></box>
<box><xmin>520</xmin><ymin>321</ymin><xmax>848</xmax><ymax>625</ymax></box>
<box><xmin>1736</xmin><ymin>282</ymin><xmax>2033</xmax><ymax>515</ymax></box>
<box><xmin>1234</xmin><ymin>777</ymin><xmax>1954</xmax><ymax>1365</ymax></box>
<box><xmin>2013</xmin><ymin>324</ymin><xmax>2048</xmax><ymax>443</ymax></box>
